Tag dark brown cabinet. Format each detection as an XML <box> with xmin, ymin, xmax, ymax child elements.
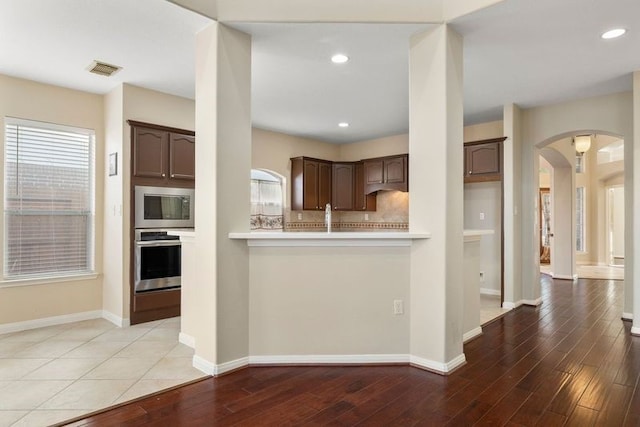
<box><xmin>364</xmin><ymin>154</ymin><xmax>408</xmax><ymax>194</ymax></box>
<box><xmin>127</xmin><ymin>120</ymin><xmax>195</xmax><ymax>326</ymax></box>
<box><xmin>464</xmin><ymin>137</ymin><xmax>505</xmax><ymax>183</ymax></box>
<box><xmin>130</xmin><ymin>121</ymin><xmax>195</xmax><ymax>187</ymax></box>
<box><xmin>291</xmin><ymin>157</ymin><xmax>332</xmax><ymax>210</ymax></box>
<box><xmin>332</xmin><ymin>163</ymin><xmax>354</xmax><ymax>211</ymax></box>
<box><xmin>169</xmin><ymin>133</ymin><xmax>195</xmax><ymax>181</ymax></box>
<box><xmin>354</xmin><ymin>162</ymin><xmax>376</xmax><ymax>211</ymax></box>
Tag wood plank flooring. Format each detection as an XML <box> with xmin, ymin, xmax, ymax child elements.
<box><xmin>61</xmin><ymin>276</ymin><xmax>640</xmax><ymax>426</ymax></box>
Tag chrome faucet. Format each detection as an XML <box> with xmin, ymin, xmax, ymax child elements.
<box><xmin>325</xmin><ymin>203</ymin><xmax>332</xmax><ymax>233</ymax></box>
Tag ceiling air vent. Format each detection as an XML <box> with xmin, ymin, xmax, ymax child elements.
<box><xmin>87</xmin><ymin>60</ymin><xmax>121</xmax><ymax>77</ymax></box>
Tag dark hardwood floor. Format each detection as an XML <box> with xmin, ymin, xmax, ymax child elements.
<box><xmin>62</xmin><ymin>276</ymin><xmax>640</xmax><ymax>426</ymax></box>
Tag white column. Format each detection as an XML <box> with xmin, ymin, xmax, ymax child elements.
<box><xmin>503</xmin><ymin>104</ymin><xmax>524</xmax><ymax>307</ymax></box>
<box><xmin>192</xmin><ymin>22</ymin><xmax>252</xmax><ymax>372</ymax></box>
<box><xmin>409</xmin><ymin>25</ymin><xmax>465</xmax><ymax>373</ymax></box>
<box><xmin>632</xmin><ymin>71</ymin><xmax>640</xmax><ymax>334</ymax></box>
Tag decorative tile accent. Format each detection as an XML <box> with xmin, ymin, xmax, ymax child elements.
<box><xmin>285</xmin><ymin>221</ymin><xmax>408</xmax><ymax>232</ymax></box>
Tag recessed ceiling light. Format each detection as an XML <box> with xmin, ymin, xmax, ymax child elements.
<box><xmin>338</xmin><ymin>122</ymin><xmax>349</xmax><ymax>128</ymax></box>
<box><xmin>601</xmin><ymin>28</ymin><xmax>626</xmax><ymax>39</ymax></box>
<box><xmin>331</xmin><ymin>54</ymin><xmax>349</xmax><ymax>64</ymax></box>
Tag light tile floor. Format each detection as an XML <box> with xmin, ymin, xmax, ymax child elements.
<box><xmin>540</xmin><ymin>263</ymin><xmax>624</xmax><ymax>280</ymax></box>
<box><xmin>0</xmin><ymin>317</ymin><xmax>206</xmax><ymax>427</ymax></box>
<box><xmin>480</xmin><ymin>294</ymin><xmax>511</xmax><ymax>325</ymax></box>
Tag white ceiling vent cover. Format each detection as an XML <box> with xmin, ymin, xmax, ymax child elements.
<box><xmin>87</xmin><ymin>60</ymin><xmax>121</xmax><ymax>77</ymax></box>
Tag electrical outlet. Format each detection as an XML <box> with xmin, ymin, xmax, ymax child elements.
<box><xmin>479</xmin><ymin>271</ymin><xmax>485</xmax><ymax>282</ymax></box>
<box><xmin>297</xmin><ymin>212</ymin><xmax>302</xmax><ymax>220</ymax></box>
<box><xmin>393</xmin><ymin>299</ymin><xmax>404</xmax><ymax>315</ymax></box>
<box><xmin>479</xmin><ymin>212</ymin><xmax>485</xmax><ymax>220</ymax></box>
<box><xmin>364</xmin><ymin>213</ymin><xmax>369</xmax><ymax>221</ymax></box>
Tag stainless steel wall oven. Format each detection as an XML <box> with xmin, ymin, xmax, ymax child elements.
<box><xmin>134</xmin><ymin>230</ymin><xmax>181</xmax><ymax>293</ymax></box>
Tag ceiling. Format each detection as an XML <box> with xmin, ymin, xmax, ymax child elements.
<box><xmin>1</xmin><ymin>0</ymin><xmax>638</xmax><ymax>143</ymax></box>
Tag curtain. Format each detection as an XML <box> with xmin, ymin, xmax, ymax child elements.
<box><xmin>250</xmin><ymin>179</ymin><xmax>283</xmax><ymax>230</ymax></box>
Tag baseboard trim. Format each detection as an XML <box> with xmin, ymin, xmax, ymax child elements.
<box><xmin>179</xmin><ymin>332</ymin><xmax>195</xmax><ymax>348</ymax></box>
<box><xmin>631</xmin><ymin>327</ymin><xmax>640</xmax><ymax>336</ymax></box>
<box><xmin>0</xmin><ymin>310</ymin><xmax>103</xmax><ymax>335</ymax></box>
<box><xmin>216</xmin><ymin>357</ymin><xmax>250</xmax><ymax>375</ymax></box>
<box><xmin>480</xmin><ymin>288</ymin><xmax>501</xmax><ymax>296</ymax></box>
<box><xmin>102</xmin><ymin>310</ymin><xmax>129</xmax><ymax>328</ymax></box>
<box><xmin>622</xmin><ymin>312</ymin><xmax>633</xmax><ymax>321</ymax></box>
<box><xmin>410</xmin><ymin>353</ymin><xmax>466</xmax><ymax>375</ymax></box>
<box><xmin>249</xmin><ymin>354</ymin><xmax>410</xmax><ymax>366</ymax></box>
<box><xmin>192</xmin><ymin>355</ymin><xmax>216</xmax><ymax>375</ymax></box>
<box><xmin>192</xmin><ymin>355</ymin><xmax>250</xmax><ymax>376</ymax></box>
<box><xmin>502</xmin><ymin>300</ymin><xmax>522</xmax><ymax>310</ymax></box>
<box><xmin>522</xmin><ymin>298</ymin><xmax>542</xmax><ymax>306</ymax></box>
<box><xmin>463</xmin><ymin>327</ymin><xmax>483</xmax><ymax>343</ymax></box>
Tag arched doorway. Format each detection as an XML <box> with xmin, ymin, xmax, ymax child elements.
<box><xmin>534</xmin><ymin>132</ymin><xmax>626</xmax><ymax>283</ymax></box>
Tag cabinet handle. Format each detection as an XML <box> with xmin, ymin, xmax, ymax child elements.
<box><xmin>162</xmin><ymin>173</ymin><xmax>166</xmax><ymax>177</ymax></box>
<box><xmin>468</xmin><ymin>170</ymin><xmax>472</xmax><ymax>174</ymax></box>
<box><xmin>171</xmin><ymin>174</ymin><xmax>175</xmax><ymax>178</ymax></box>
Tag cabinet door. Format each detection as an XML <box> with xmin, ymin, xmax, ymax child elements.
<box><xmin>466</xmin><ymin>142</ymin><xmax>500</xmax><ymax>176</ymax></box>
<box><xmin>169</xmin><ymin>133</ymin><xmax>195</xmax><ymax>181</ymax></box>
<box><xmin>354</xmin><ymin>162</ymin><xmax>376</xmax><ymax>211</ymax></box>
<box><xmin>384</xmin><ymin>156</ymin><xmax>406</xmax><ymax>184</ymax></box>
<box><xmin>318</xmin><ymin>161</ymin><xmax>333</xmax><ymax>209</ymax></box>
<box><xmin>133</xmin><ymin>127</ymin><xmax>166</xmax><ymax>179</ymax></box>
<box><xmin>364</xmin><ymin>159</ymin><xmax>384</xmax><ymax>185</ymax></box>
<box><xmin>332</xmin><ymin>163</ymin><xmax>354</xmax><ymax>211</ymax></box>
<box><xmin>302</xmin><ymin>160</ymin><xmax>320</xmax><ymax>210</ymax></box>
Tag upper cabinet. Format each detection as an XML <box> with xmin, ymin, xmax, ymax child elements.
<box><xmin>363</xmin><ymin>154</ymin><xmax>408</xmax><ymax>194</ymax></box>
<box><xmin>169</xmin><ymin>133</ymin><xmax>196</xmax><ymax>181</ymax></box>
<box><xmin>332</xmin><ymin>163</ymin><xmax>354</xmax><ymax>211</ymax></box>
<box><xmin>354</xmin><ymin>162</ymin><xmax>376</xmax><ymax>211</ymax></box>
<box><xmin>291</xmin><ymin>154</ymin><xmax>406</xmax><ymax>211</ymax></box>
<box><xmin>291</xmin><ymin>157</ymin><xmax>332</xmax><ymax>211</ymax></box>
<box><xmin>464</xmin><ymin>137</ymin><xmax>506</xmax><ymax>183</ymax></box>
<box><xmin>129</xmin><ymin>120</ymin><xmax>195</xmax><ymax>188</ymax></box>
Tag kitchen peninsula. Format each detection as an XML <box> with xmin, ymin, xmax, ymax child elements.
<box><xmin>172</xmin><ymin>228</ymin><xmax>491</xmax><ymax>375</ymax></box>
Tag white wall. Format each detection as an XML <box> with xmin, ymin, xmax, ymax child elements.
<box><xmin>464</xmin><ymin>182</ymin><xmax>501</xmax><ymax>293</ymax></box>
<box><xmin>0</xmin><ymin>74</ymin><xmax>104</xmax><ymax>325</ymax></box>
<box><xmin>463</xmin><ymin>121</ymin><xmax>504</xmax><ymax>296</ymax></box>
<box><xmin>249</xmin><ymin>246</ymin><xmax>410</xmax><ymax>355</ymax></box>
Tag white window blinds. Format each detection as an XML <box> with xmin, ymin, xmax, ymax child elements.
<box><xmin>4</xmin><ymin>118</ymin><xmax>95</xmax><ymax>279</ymax></box>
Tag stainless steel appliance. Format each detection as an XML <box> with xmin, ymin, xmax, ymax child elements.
<box><xmin>134</xmin><ymin>230</ymin><xmax>182</xmax><ymax>293</ymax></box>
<box><xmin>135</xmin><ymin>185</ymin><xmax>194</xmax><ymax>229</ymax></box>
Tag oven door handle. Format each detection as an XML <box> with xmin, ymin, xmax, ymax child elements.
<box><xmin>135</xmin><ymin>240</ymin><xmax>181</xmax><ymax>247</ymax></box>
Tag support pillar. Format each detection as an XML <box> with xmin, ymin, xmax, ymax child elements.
<box><xmin>409</xmin><ymin>24</ymin><xmax>465</xmax><ymax>373</ymax></box>
<box><xmin>190</xmin><ymin>22</ymin><xmax>252</xmax><ymax>372</ymax></box>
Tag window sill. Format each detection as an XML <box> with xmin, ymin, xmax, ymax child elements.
<box><xmin>0</xmin><ymin>272</ymin><xmax>100</xmax><ymax>289</ymax></box>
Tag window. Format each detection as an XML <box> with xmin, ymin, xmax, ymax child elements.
<box><xmin>250</xmin><ymin>169</ymin><xmax>283</xmax><ymax>230</ymax></box>
<box><xmin>575</xmin><ymin>154</ymin><xmax>585</xmax><ymax>173</ymax></box>
<box><xmin>4</xmin><ymin>118</ymin><xmax>95</xmax><ymax>279</ymax></box>
<box><xmin>576</xmin><ymin>186</ymin><xmax>585</xmax><ymax>252</ymax></box>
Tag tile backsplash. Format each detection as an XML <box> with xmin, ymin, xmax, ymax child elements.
<box><xmin>285</xmin><ymin>190</ymin><xmax>409</xmax><ymax>231</ymax></box>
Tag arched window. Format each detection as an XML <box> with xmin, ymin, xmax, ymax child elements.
<box><xmin>251</xmin><ymin>169</ymin><xmax>284</xmax><ymax>230</ymax></box>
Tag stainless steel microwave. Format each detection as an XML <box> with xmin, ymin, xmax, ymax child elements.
<box><xmin>134</xmin><ymin>186</ymin><xmax>194</xmax><ymax>229</ymax></box>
